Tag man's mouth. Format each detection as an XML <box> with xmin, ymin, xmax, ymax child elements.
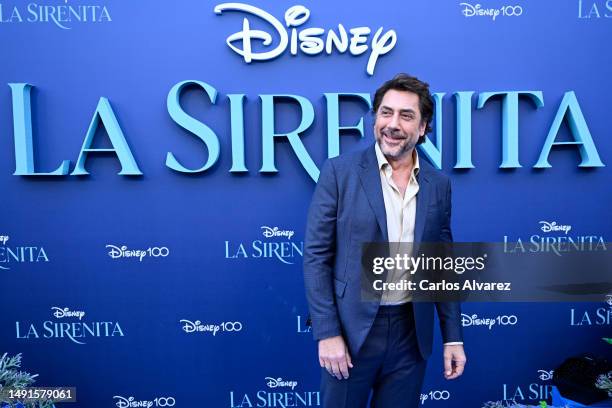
<box><xmin>382</xmin><ymin>131</ymin><xmax>405</xmax><ymax>145</ymax></box>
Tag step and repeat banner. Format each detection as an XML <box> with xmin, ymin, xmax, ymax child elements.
<box><xmin>1</xmin><ymin>0</ymin><xmax>611</xmax><ymax>407</ymax></box>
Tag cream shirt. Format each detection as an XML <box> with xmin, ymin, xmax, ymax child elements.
<box><xmin>374</xmin><ymin>143</ymin><xmax>463</xmax><ymax>346</ymax></box>
<box><xmin>375</xmin><ymin>142</ymin><xmax>419</xmax><ymax>306</ymax></box>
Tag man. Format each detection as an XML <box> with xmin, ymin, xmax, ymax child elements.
<box><xmin>303</xmin><ymin>73</ymin><xmax>466</xmax><ymax>407</ymax></box>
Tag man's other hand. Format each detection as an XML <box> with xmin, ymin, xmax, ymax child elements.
<box><xmin>443</xmin><ymin>344</ymin><xmax>466</xmax><ymax>380</ymax></box>
<box><xmin>319</xmin><ymin>335</ymin><xmax>354</xmax><ymax>380</ymax></box>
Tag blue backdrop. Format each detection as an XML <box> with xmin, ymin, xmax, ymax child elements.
<box><xmin>1</xmin><ymin>0</ymin><xmax>611</xmax><ymax>407</ymax></box>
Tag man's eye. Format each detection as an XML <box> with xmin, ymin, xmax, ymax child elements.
<box><xmin>381</xmin><ymin>110</ymin><xmax>392</xmax><ymax>116</ymax></box>
<box><xmin>402</xmin><ymin>114</ymin><xmax>413</xmax><ymax>120</ymax></box>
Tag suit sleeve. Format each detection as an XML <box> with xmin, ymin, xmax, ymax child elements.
<box><xmin>436</xmin><ymin>178</ymin><xmax>464</xmax><ymax>343</ymax></box>
<box><xmin>303</xmin><ymin>159</ymin><xmax>342</xmax><ymax>341</ymax></box>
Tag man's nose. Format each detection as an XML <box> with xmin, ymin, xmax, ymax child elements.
<box><xmin>387</xmin><ymin>113</ymin><xmax>400</xmax><ymax>129</ymax></box>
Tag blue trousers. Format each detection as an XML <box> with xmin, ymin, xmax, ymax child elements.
<box><xmin>320</xmin><ymin>304</ymin><xmax>427</xmax><ymax>408</ymax></box>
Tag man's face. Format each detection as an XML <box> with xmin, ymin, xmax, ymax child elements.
<box><xmin>374</xmin><ymin>89</ymin><xmax>426</xmax><ymax>161</ymax></box>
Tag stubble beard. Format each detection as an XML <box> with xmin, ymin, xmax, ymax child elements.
<box><xmin>378</xmin><ymin>130</ymin><xmax>417</xmax><ymax>161</ymax></box>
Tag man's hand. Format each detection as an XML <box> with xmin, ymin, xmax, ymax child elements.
<box><xmin>318</xmin><ymin>335</ymin><xmax>354</xmax><ymax>380</ymax></box>
<box><xmin>443</xmin><ymin>344</ymin><xmax>466</xmax><ymax>380</ymax></box>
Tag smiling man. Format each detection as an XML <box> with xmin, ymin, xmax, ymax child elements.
<box><xmin>304</xmin><ymin>73</ymin><xmax>466</xmax><ymax>407</ymax></box>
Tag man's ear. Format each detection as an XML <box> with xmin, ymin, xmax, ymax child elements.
<box><xmin>419</xmin><ymin>120</ymin><xmax>426</xmax><ymax>136</ymax></box>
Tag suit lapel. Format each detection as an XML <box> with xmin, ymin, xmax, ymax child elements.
<box><xmin>414</xmin><ymin>167</ymin><xmax>431</xmax><ymax>245</ymax></box>
<box><xmin>357</xmin><ymin>145</ymin><xmax>432</xmax><ymax>244</ymax></box>
<box><xmin>358</xmin><ymin>146</ymin><xmax>388</xmax><ymax>241</ymax></box>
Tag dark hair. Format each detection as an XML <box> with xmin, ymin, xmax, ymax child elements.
<box><xmin>372</xmin><ymin>73</ymin><xmax>434</xmax><ymax>144</ymax></box>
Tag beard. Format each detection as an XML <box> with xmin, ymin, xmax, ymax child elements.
<box><xmin>377</xmin><ymin>128</ymin><xmax>417</xmax><ymax>160</ymax></box>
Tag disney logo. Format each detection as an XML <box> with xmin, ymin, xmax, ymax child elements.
<box><xmin>265</xmin><ymin>377</ymin><xmax>298</xmax><ymax>390</ymax></box>
<box><xmin>539</xmin><ymin>221</ymin><xmax>571</xmax><ymax>235</ymax></box>
<box><xmin>106</xmin><ymin>245</ymin><xmax>146</xmax><ymax>261</ymax></box>
<box><xmin>180</xmin><ymin>320</ymin><xmax>243</xmax><ymax>335</ymax></box>
<box><xmin>261</xmin><ymin>226</ymin><xmax>294</xmax><ymax>240</ymax></box>
<box><xmin>460</xmin><ymin>3</ymin><xmax>499</xmax><ymax>19</ymax></box>
<box><xmin>106</xmin><ymin>245</ymin><xmax>169</xmax><ymax>261</ymax></box>
<box><xmin>214</xmin><ymin>3</ymin><xmax>396</xmax><ymax>76</ymax></box>
<box><xmin>462</xmin><ymin>313</ymin><xmax>495</xmax><ymax>329</ymax></box>
<box><xmin>0</xmin><ymin>235</ymin><xmax>8</xmax><ymax>245</ymax></box>
<box><xmin>538</xmin><ymin>370</ymin><xmax>554</xmax><ymax>381</ymax></box>
<box><xmin>52</xmin><ymin>307</ymin><xmax>85</xmax><ymax>320</ymax></box>
<box><xmin>180</xmin><ymin>319</ymin><xmax>220</xmax><ymax>335</ymax></box>
<box><xmin>461</xmin><ymin>313</ymin><xmax>517</xmax><ymax>329</ymax></box>
<box><xmin>113</xmin><ymin>396</ymin><xmax>153</xmax><ymax>408</ymax></box>
<box><xmin>459</xmin><ymin>3</ymin><xmax>523</xmax><ymax>20</ymax></box>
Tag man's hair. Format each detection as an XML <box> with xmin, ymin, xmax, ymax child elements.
<box><xmin>372</xmin><ymin>73</ymin><xmax>434</xmax><ymax>144</ymax></box>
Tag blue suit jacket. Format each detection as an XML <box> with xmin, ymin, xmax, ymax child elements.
<box><xmin>303</xmin><ymin>144</ymin><xmax>463</xmax><ymax>359</ymax></box>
